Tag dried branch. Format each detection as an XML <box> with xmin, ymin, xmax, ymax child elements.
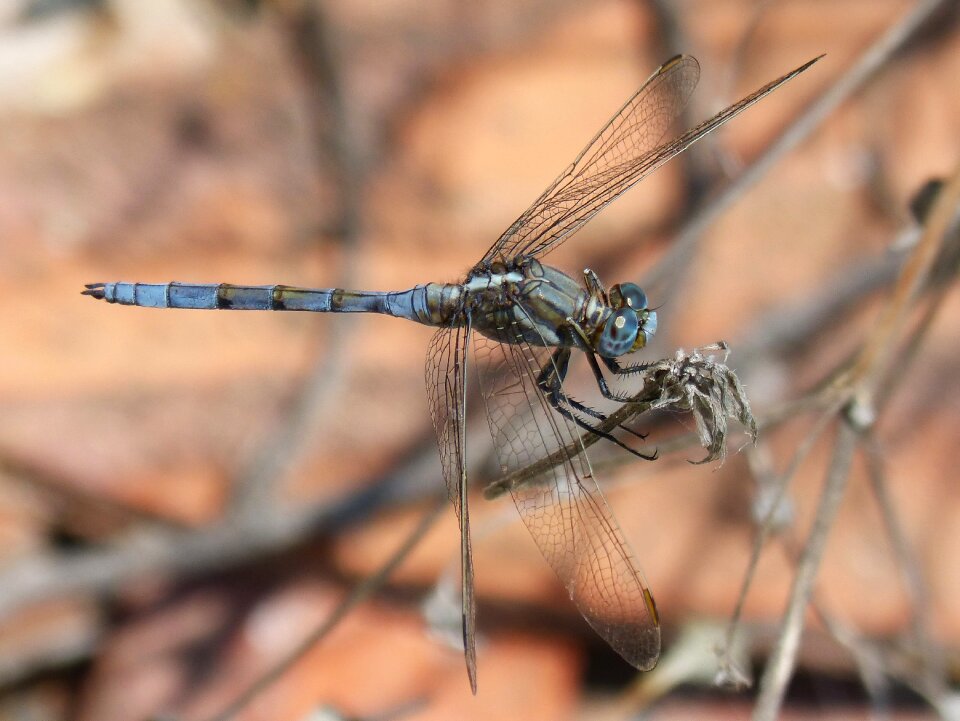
<box><xmin>750</xmin><ymin>420</ymin><xmax>858</xmax><ymax>721</ymax></box>
<box><xmin>715</xmin><ymin>396</ymin><xmax>845</xmax><ymax>689</ymax></box>
<box><xmin>844</xmin><ymin>167</ymin><xmax>960</xmax><ymax>406</ymax></box>
<box><xmin>484</xmin><ymin>345</ymin><xmax>757</xmax><ymax>500</ymax></box>
<box><xmin>648</xmin><ymin>0</ymin><xmax>950</xmax><ymax>308</ymax></box>
<box><xmin>746</xmin><ymin>2</ymin><xmax>960</xmax><ymax>707</ymax></box>
<box><xmin>0</xmin><ymin>474</ymin><xmax>427</xmax><ymax>621</ymax></box>
<box><xmin>189</xmin><ymin>498</ymin><xmax>446</xmax><ymax>721</ymax></box>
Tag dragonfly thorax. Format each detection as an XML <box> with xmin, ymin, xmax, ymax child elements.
<box><xmin>461</xmin><ymin>258</ymin><xmax>656</xmax><ymax>358</ymax></box>
<box><xmin>464</xmin><ymin>257</ymin><xmax>585</xmax><ymax>348</ymax></box>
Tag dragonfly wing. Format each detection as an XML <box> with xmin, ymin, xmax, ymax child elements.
<box><xmin>473</xmin><ymin>316</ymin><xmax>660</xmax><ymax>670</ymax></box>
<box><xmin>482</xmin><ymin>54</ymin><xmax>699</xmax><ymax>264</ymax></box>
<box><xmin>483</xmin><ymin>53</ymin><xmax>822</xmax><ymax>263</ymax></box>
<box><xmin>425</xmin><ymin>323</ymin><xmax>478</xmax><ymax>693</ymax></box>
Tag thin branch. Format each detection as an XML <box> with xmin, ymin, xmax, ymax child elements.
<box><xmin>861</xmin><ymin>439</ymin><xmax>940</xmax><ymax>671</ymax></box>
<box><xmin>0</xmin><ymin>478</ymin><xmax>433</xmax><ymax>621</ymax></box>
<box><xmin>733</xmin><ymin>245</ymin><xmax>906</xmax><ymax>368</ymax></box>
<box><xmin>747</xmin><ymin>1</ymin><xmax>960</xmax><ymax>710</ymax></box>
<box><xmin>648</xmin><ymin>0</ymin><xmax>950</xmax><ymax>306</ymax></box>
<box><xmin>642</xmin><ymin>0</ymin><xmax>691</xmax><ymax>60</ymax></box>
<box><xmin>845</xmin><ymin>160</ymin><xmax>960</xmax><ymax>401</ymax></box>
<box><xmin>717</xmin><ymin>396</ymin><xmax>845</xmax><ymax>686</ymax></box>
<box><xmin>640</xmin><ymin>0</ymin><xmax>711</xmax><ymax>213</ymax></box>
<box><xmin>191</xmin><ymin>497</ymin><xmax>446</xmax><ymax>721</ymax></box>
<box><xmin>751</xmin><ymin>420</ymin><xmax>858</xmax><ymax>721</ymax></box>
<box><xmin>867</xmin><ymin>191</ymin><xmax>960</xmax><ymax>415</ymax></box>
<box><xmin>0</xmin><ymin>446</ymin><xmax>182</xmax><ymax>530</ymax></box>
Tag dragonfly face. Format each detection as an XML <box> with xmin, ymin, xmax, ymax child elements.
<box><xmin>594</xmin><ymin>281</ymin><xmax>658</xmax><ymax>358</ymax></box>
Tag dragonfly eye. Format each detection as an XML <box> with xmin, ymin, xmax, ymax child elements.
<box><xmin>597</xmin><ymin>308</ymin><xmax>639</xmax><ymax>358</ymax></box>
<box><xmin>609</xmin><ymin>282</ymin><xmax>648</xmax><ymax>310</ymax></box>
<box><xmin>631</xmin><ymin>310</ymin><xmax>658</xmax><ymax>352</ymax></box>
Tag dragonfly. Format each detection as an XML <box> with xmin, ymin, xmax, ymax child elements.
<box><xmin>84</xmin><ymin>54</ymin><xmax>821</xmax><ymax>692</ymax></box>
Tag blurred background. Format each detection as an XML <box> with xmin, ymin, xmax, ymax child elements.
<box><xmin>0</xmin><ymin>0</ymin><xmax>958</xmax><ymax>719</ymax></box>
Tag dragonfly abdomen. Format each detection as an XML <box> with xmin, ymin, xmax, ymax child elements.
<box><xmin>83</xmin><ymin>281</ymin><xmax>463</xmax><ymax>326</ymax></box>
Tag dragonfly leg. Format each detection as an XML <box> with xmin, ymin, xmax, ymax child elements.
<box><xmin>537</xmin><ymin>348</ymin><xmax>654</xmax><ymax>460</ymax></box>
<box><xmin>602</xmin><ymin>356</ymin><xmax>654</xmax><ymax>375</ymax></box>
<box><xmin>563</xmin><ymin>316</ymin><xmax>637</xmax><ymax>403</ymax></box>
<box><xmin>582</xmin><ymin>268</ymin><xmax>609</xmax><ymax>303</ymax></box>
<box><xmin>563</xmin><ymin>317</ymin><xmax>657</xmax><ymax>457</ymax></box>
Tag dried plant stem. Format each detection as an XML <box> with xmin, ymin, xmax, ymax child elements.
<box><xmin>194</xmin><ymin>497</ymin><xmax>446</xmax><ymax>721</ymax></box>
<box><xmin>748</xmin><ymin>3</ymin><xmax>957</xmax><ymax>714</ymax></box>
<box><xmin>718</xmin><ymin>397</ymin><xmax>844</xmax><ymax>681</ymax></box>
<box><xmin>751</xmin><ymin>421</ymin><xmax>857</xmax><ymax>721</ymax></box>
<box><xmin>845</xmin><ymin>134</ymin><xmax>960</xmax><ymax>401</ymax></box>
<box><xmin>861</xmin><ymin>437</ymin><xmax>948</xmax><ymax>705</ymax></box>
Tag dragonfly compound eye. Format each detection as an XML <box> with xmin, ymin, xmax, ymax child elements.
<box><xmin>631</xmin><ymin>309</ymin><xmax>657</xmax><ymax>352</ymax></box>
<box><xmin>598</xmin><ymin>307</ymin><xmax>639</xmax><ymax>358</ymax></box>
<box><xmin>609</xmin><ymin>282</ymin><xmax>648</xmax><ymax>310</ymax></box>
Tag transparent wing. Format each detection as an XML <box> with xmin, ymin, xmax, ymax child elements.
<box><xmin>481</xmin><ymin>54</ymin><xmax>699</xmax><ymax>264</ymax></box>
<box><xmin>483</xmin><ymin>54</ymin><xmax>822</xmax><ymax>263</ymax></box>
<box><xmin>473</xmin><ymin>315</ymin><xmax>660</xmax><ymax>669</ymax></box>
<box><xmin>425</xmin><ymin>324</ymin><xmax>478</xmax><ymax>693</ymax></box>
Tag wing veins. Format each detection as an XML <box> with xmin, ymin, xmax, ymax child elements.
<box><xmin>495</xmin><ymin>302</ymin><xmax>650</xmax><ymax>621</ymax></box>
<box><xmin>482</xmin><ymin>55</ymin><xmax>699</xmax><ymax>263</ymax></box>
<box><xmin>484</xmin><ymin>54</ymin><xmax>821</xmax><ymax>263</ymax></box>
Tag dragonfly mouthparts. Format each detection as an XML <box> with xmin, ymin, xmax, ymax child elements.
<box><xmin>82</xmin><ymin>283</ymin><xmax>106</xmax><ymax>299</ymax></box>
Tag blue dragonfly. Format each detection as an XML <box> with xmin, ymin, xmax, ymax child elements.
<box><xmin>85</xmin><ymin>54</ymin><xmax>821</xmax><ymax>691</ymax></box>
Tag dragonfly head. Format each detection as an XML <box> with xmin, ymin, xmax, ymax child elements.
<box><xmin>596</xmin><ymin>282</ymin><xmax>657</xmax><ymax>358</ymax></box>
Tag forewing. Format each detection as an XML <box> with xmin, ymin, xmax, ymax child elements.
<box><xmin>473</xmin><ymin>317</ymin><xmax>660</xmax><ymax>670</ymax></box>
<box><xmin>425</xmin><ymin>324</ymin><xmax>478</xmax><ymax>692</ymax></box>
<box><xmin>484</xmin><ymin>54</ymin><xmax>822</xmax><ymax>262</ymax></box>
<box><xmin>482</xmin><ymin>54</ymin><xmax>699</xmax><ymax>263</ymax></box>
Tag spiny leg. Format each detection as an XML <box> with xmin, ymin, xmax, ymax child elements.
<box><xmin>602</xmin><ymin>342</ymin><xmax>728</xmax><ymax>380</ymax></box>
<box><xmin>579</xmin><ymin>351</ymin><xmax>657</xmax><ymax>460</ymax></box>
<box><xmin>562</xmin><ymin>317</ymin><xmax>657</xmax><ymax>458</ymax></box>
<box><xmin>602</xmin><ymin>356</ymin><xmax>654</xmax><ymax>376</ymax></box>
<box><xmin>582</xmin><ymin>268</ymin><xmax>608</xmax><ymax>302</ymax></box>
<box><xmin>564</xmin><ymin>316</ymin><xmax>645</xmax><ymax>403</ymax></box>
<box><xmin>536</xmin><ymin>348</ymin><xmax>654</xmax><ymax>460</ymax></box>
<box><xmin>538</xmin><ymin>348</ymin><xmax>618</xmax><ymax>424</ymax></box>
